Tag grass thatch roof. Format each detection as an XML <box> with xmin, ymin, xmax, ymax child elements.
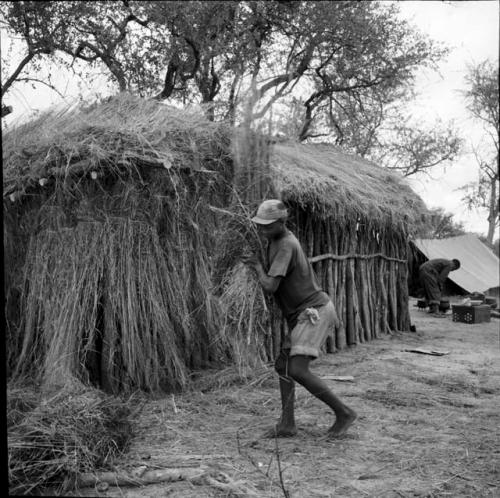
<box><xmin>2</xmin><ymin>93</ymin><xmax>231</xmax><ymax>199</ymax></box>
<box><xmin>3</xmin><ymin>94</ymin><xmax>425</xmax><ymax>226</ymax></box>
<box><xmin>271</xmin><ymin>142</ymin><xmax>426</xmax><ymax>225</ymax></box>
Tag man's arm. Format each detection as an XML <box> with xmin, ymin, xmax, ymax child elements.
<box><xmin>438</xmin><ymin>265</ymin><xmax>453</xmax><ymax>287</ymax></box>
<box><xmin>242</xmin><ymin>255</ymin><xmax>282</xmax><ymax>293</ymax></box>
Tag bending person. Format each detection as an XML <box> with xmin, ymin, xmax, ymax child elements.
<box><xmin>419</xmin><ymin>258</ymin><xmax>461</xmax><ymax>315</ymax></box>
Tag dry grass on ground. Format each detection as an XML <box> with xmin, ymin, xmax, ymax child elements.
<box><xmin>57</xmin><ymin>301</ymin><xmax>500</xmax><ymax>497</ymax></box>
<box><xmin>8</xmin><ymin>378</ymin><xmax>134</xmax><ymax>496</ymax></box>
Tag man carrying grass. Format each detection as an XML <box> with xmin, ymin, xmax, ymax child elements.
<box><xmin>242</xmin><ymin>199</ymin><xmax>357</xmax><ymax>438</ymax></box>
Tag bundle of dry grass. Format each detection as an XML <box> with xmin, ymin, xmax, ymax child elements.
<box><xmin>14</xmin><ymin>218</ymin><xmax>189</xmax><ymax>392</ymax></box>
<box><xmin>7</xmin><ymin>381</ymin><xmax>40</xmax><ymax>428</ymax></box>
<box><xmin>8</xmin><ymin>377</ymin><xmax>133</xmax><ymax>496</ymax></box>
<box><xmin>210</xmin><ymin>196</ymin><xmax>267</xmax><ymax>282</ymax></box>
<box><xmin>232</xmin><ymin>126</ymin><xmax>275</xmax><ymax>204</ymax></box>
<box><xmin>189</xmin><ymin>363</ymin><xmax>275</xmax><ymax>393</ymax></box>
<box><xmin>219</xmin><ymin>262</ymin><xmax>273</xmax><ymax>373</ymax></box>
<box><xmin>208</xmin><ymin>187</ymin><xmax>281</xmax><ymax>370</ymax></box>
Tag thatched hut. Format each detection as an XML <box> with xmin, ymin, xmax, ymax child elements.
<box><xmin>270</xmin><ymin>143</ymin><xmax>424</xmax><ymax>347</ymax></box>
<box><xmin>3</xmin><ymin>94</ymin><xmax>425</xmax><ymax>394</ymax></box>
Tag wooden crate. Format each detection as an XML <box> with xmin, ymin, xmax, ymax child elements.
<box><xmin>452</xmin><ymin>305</ymin><xmax>491</xmax><ymax>324</ymax></box>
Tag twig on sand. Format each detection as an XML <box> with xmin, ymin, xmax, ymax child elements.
<box><xmin>236</xmin><ymin>428</ymin><xmax>270</xmax><ymax>476</ymax></box>
<box><xmin>322</xmin><ymin>375</ymin><xmax>355</xmax><ymax>382</ymax></box>
<box><xmin>171</xmin><ymin>394</ymin><xmax>178</xmax><ymax>414</ymax></box>
<box><xmin>403</xmin><ymin>348</ymin><xmax>450</xmax><ymax>356</ymax></box>
<box><xmin>265</xmin><ymin>455</ymin><xmax>275</xmax><ymax>477</ymax></box>
<box><xmin>273</xmin><ymin>433</ymin><xmax>290</xmax><ymax>498</ymax></box>
<box><xmin>236</xmin><ymin>426</ymin><xmax>288</xmax><ymax>495</ymax></box>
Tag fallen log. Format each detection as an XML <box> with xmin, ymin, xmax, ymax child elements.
<box><xmin>76</xmin><ymin>466</ymin><xmax>259</xmax><ymax>496</ymax></box>
<box><xmin>77</xmin><ymin>467</ymin><xmax>206</xmax><ymax>487</ymax></box>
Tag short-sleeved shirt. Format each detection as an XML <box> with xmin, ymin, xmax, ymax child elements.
<box><xmin>267</xmin><ymin>230</ymin><xmax>329</xmax><ymax>329</ymax></box>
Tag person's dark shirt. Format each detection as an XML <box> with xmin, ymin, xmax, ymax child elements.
<box><xmin>267</xmin><ymin>229</ymin><xmax>329</xmax><ymax>329</ymax></box>
<box><xmin>419</xmin><ymin>258</ymin><xmax>455</xmax><ymax>285</ymax></box>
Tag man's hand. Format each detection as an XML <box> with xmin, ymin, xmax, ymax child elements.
<box><xmin>241</xmin><ymin>253</ymin><xmax>261</xmax><ymax>270</ymax></box>
<box><xmin>242</xmin><ymin>252</ymin><xmax>281</xmax><ymax>293</ymax></box>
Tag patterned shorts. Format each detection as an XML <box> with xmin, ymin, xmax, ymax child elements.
<box><xmin>283</xmin><ymin>301</ymin><xmax>337</xmax><ymax>358</ymax></box>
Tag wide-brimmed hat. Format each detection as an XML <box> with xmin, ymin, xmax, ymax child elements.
<box><xmin>251</xmin><ymin>199</ymin><xmax>288</xmax><ymax>225</ymax></box>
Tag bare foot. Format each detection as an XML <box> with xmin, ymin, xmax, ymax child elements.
<box><xmin>262</xmin><ymin>424</ymin><xmax>297</xmax><ymax>438</ymax></box>
<box><xmin>327</xmin><ymin>409</ymin><xmax>357</xmax><ymax>438</ymax></box>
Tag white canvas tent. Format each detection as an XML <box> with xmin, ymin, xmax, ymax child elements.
<box><xmin>414</xmin><ymin>234</ymin><xmax>500</xmax><ymax>294</ymax></box>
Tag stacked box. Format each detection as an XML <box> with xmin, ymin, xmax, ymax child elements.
<box><xmin>452</xmin><ymin>305</ymin><xmax>491</xmax><ymax>324</ymax></box>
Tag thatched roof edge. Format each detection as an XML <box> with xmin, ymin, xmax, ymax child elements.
<box><xmin>3</xmin><ymin>94</ymin><xmax>426</xmax><ymax>227</ymax></box>
<box><xmin>270</xmin><ymin>142</ymin><xmax>426</xmax><ymax>226</ymax></box>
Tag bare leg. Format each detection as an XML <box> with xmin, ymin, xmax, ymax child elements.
<box><xmin>265</xmin><ymin>351</ymin><xmax>297</xmax><ymax>437</ymax></box>
<box><xmin>288</xmin><ymin>355</ymin><xmax>357</xmax><ymax>437</ymax></box>
<box><xmin>276</xmin><ymin>374</ymin><xmax>297</xmax><ymax>435</ymax></box>
<box><xmin>420</xmin><ymin>271</ymin><xmax>441</xmax><ymax>314</ymax></box>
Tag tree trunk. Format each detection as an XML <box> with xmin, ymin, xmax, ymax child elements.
<box><xmin>486</xmin><ymin>174</ymin><xmax>498</xmax><ymax>245</ymax></box>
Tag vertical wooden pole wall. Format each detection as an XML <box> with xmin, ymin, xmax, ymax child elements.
<box><xmin>265</xmin><ymin>207</ymin><xmax>412</xmax><ymax>359</ymax></box>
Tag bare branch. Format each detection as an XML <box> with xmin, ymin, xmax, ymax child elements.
<box><xmin>1</xmin><ymin>51</ymin><xmax>35</xmax><ymax>97</ymax></box>
<box><xmin>16</xmin><ymin>76</ymin><xmax>67</xmax><ymax>99</ymax></box>
<box><xmin>251</xmin><ymin>79</ymin><xmax>295</xmax><ymax>121</ymax></box>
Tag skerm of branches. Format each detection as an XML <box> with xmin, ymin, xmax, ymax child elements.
<box><xmin>1</xmin><ymin>1</ymin><xmax>460</xmax><ymax>176</ymax></box>
<box><xmin>461</xmin><ymin>60</ymin><xmax>499</xmax><ymax>245</ymax></box>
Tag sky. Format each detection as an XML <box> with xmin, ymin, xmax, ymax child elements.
<box><xmin>395</xmin><ymin>0</ymin><xmax>499</xmax><ymax>236</ymax></box>
<box><xmin>1</xmin><ymin>0</ymin><xmax>499</xmax><ymax>238</ymax></box>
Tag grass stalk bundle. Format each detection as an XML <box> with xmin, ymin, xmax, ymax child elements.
<box><xmin>232</xmin><ymin>127</ymin><xmax>274</xmax><ymax>205</ymax></box>
<box><xmin>8</xmin><ymin>377</ymin><xmax>132</xmax><ymax>496</ymax></box>
<box><xmin>219</xmin><ymin>262</ymin><xmax>273</xmax><ymax>373</ymax></box>
<box><xmin>7</xmin><ymin>381</ymin><xmax>40</xmax><ymax>428</ymax></box>
<box><xmin>13</xmin><ymin>218</ymin><xmax>189</xmax><ymax>392</ymax></box>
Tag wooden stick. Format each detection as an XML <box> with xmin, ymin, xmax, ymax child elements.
<box><xmin>388</xmin><ymin>262</ymin><xmax>398</xmax><ymax>331</ymax></box>
<box><xmin>309</xmin><ymin>252</ymin><xmax>407</xmax><ymax>264</ymax></box>
<box><xmin>325</xmin><ymin>227</ymin><xmax>336</xmax><ymax>353</ymax></box>
<box><xmin>76</xmin><ymin>467</ymin><xmax>258</xmax><ymax>496</ymax></box>
<box><xmin>368</xmin><ymin>256</ymin><xmax>377</xmax><ymax>339</ymax></box>
<box><xmin>77</xmin><ymin>467</ymin><xmax>206</xmax><ymax>487</ymax></box>
<box><xmin>335</xmin><ymin>230</ymin><xmax>347</xmax><ymax>350</ymax></box>
<box><xmin>345</xmin><ymin>227</ymin><xmax>356</xmax><ymax>346</ymax></box>
<box><xmin>359</xmin><ymin>258</ymin><xmax>370</xmax><ymax>342</ymax></box>
<box><xmin>377</xmin><ymin>251</ymin><xmax>389</xmax><ymax>336</ymax></box>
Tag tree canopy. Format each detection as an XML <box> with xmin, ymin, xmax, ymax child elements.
<box><xmin>413</xmin><ymin>207</ymin><xmax>466</xmax><ymax>240</ymax></box>
<box><xmin>461</xmin><ymin>60</ymin><xmax>499</xmax><ymax>244</ymax></box>
<box><xmin>1</xmin><ymin>0</ymin><xmax>461</xmax><ymax>175</ymax></box>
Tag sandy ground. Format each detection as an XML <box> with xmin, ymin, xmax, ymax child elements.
<box><xmin>70</xmin><ymin>299</ymin><xmax>500</xmax><ymax>497</ymax></box>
